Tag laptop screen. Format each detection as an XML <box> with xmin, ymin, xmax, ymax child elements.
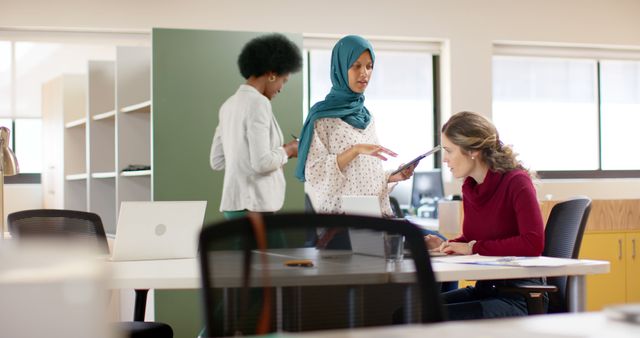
<box><xmin>111</xmin><ymin>201</ymin><xmax>207</xmax><ymax>261</ymax></box>
<box><xmin>341</xmin><ymin>195</ymin><xmax>382</xmax><ymax>217</ymax></box>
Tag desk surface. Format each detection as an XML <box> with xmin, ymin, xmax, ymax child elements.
<box><xmin>107</xmin><ymin>248</ymin><xmax>609</xmax><ymax>290</ymax></box>
<box><xmin>269</xmin><ymin>312</ymin><xmax>639</xmax><ymax>338</ymax></box>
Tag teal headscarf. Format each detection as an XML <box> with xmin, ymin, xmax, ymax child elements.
<box><xmin>295</xmin><ymin>35</ymin><xmax>375</xmax><ymax>181</ymax></box>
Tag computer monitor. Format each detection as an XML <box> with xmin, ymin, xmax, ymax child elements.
<box><xmin>389</xmin><ymin>179</ymin><xmax>412</xmax><ymax>208</ymax></box>
<box><xmin>411</xmin><ymin>169</ymin><xmax>445</xmax><ymax>219</ymax></box>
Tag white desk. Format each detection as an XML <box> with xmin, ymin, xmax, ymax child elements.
<box><xmin>108</xmin><ymin>248</ymin><xmax>609</xmax><ymax>311</ymax></box>
<box><xmin>108</xmin><ymin>249</ymin><xmax>608</xmax><ymax>287</ymax></box>
<box><xmin>271</xmin><ymin>311</ymin><xmax>640</xmax><ymax>338</ymax></box>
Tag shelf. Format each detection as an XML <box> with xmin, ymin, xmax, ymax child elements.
<box><xmin>93</xmin><ymin>110</ymin><xmax>116</xmax><ymax>121</ymax></box>
<box><xmin>92</xmin><ymin>172</ymin><xmax>117</xmax><ymax>178</ymax></box>
<box><xmin>65</xmin><ymin>118</ymin><xmax>86</xmax><ymax>128</ymax></box>
<box><xmin>120</xmin><ymin>169</ymin><xmax>151</xmax><ymax>177</ymax></box>
<box><xmin>121</xmin><ymin>100</ymin><xmax>151</xmax><ymax>114</ymax></box>
<box><xmin>65</xmin><ymin>173</ymin><xmax>88</xmax><ymax>181</ymax></box>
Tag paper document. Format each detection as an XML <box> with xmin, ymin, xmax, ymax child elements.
<box><xmin>432</xmin><ymin>254</ymin><xmax>586</xmax><ymax>267</ymax></box>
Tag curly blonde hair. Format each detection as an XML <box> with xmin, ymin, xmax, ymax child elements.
<box><xmin>442</xmin><ymin>111</ymin><xmax>528</xmax><ymax>174</ymax></box>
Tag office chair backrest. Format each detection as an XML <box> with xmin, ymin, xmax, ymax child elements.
<box><xmin>8</xmin><ymin>209</ymin><xmax>109</xmax><ymax>253</ymax></box>
<box><xmin>389</xmin><ymin>196</ymin><xmax>404</xmax><ymax>218</ymax></box>
<box><xmin>304</xmin><ymin>193</ymin><xmax>315</xmax><ymax>214</ymax></box>
<box><xmin>543</xmin><ymin>197</ymin><xmax>592</xmax><ymax>312</ymax></box>
<box><xmin>198</xmin><ymin>213</ymin><xmax>445</xmax><ymax>337</ymax></box>
<box><xmin>8</xmin><ymin>208</ymin><xmax>174</xmax><ymax>338</ymax></box>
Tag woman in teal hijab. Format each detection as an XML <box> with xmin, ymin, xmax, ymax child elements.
<box><xmin>296</xmin><ymin>35</ymin><xmax>415</xmax><ymax>215</ymax></box>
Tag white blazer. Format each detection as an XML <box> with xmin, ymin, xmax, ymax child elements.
<box><xmin>210</xmin><ymin>85</ymin><xmax>289</xmax><ymax>212</ymax></box>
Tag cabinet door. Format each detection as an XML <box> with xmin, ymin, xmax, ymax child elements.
<box><xmin>580</xmin><ymin>232</ymin><xmax>626</xmax><ymax>310</ymax></box>
<box><xmin>627</xmin><ymin>232</ymin><xmax>640</xmax><ymax>303</ymax></box>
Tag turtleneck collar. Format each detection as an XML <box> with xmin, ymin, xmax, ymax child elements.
<box><xmin>462</xmin><ymin>169</ymin><xmax>503</xmax><ymax>207</ymax></box>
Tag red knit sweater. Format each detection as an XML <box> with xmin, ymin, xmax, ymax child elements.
<box><xmin>450</xmin><ymin>169</ymin><xmax>544</xmax><ymax>256</ymax></box>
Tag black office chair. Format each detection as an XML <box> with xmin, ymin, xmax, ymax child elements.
<box><xmin>198</xmin><ymin>212</ymin><xmax>445</xmax><ymax>337</ymax></box>
<box><xmin>389</xmin><ymin>196</ymin><xmax>404</xmax><ymax>218</ymax></box>
<box><xmin>8</xmin><ymin>209</ymin><xmax>174</xmax><ymax>338</ymax></box>
<box><xmin>498</xmin><ymin>197</ymin><xmax>592</xmax><ymax>314</ymax></box>
<box><xmin>304</xmin><ymin>193</ymin><xmax>315</xmax><ymax>214</ymax></box>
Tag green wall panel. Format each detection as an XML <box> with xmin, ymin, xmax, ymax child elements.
<box><xmin>152</xmin><ymin>28</ymin><xmax>304</xmax><ymax>338</ymax></box>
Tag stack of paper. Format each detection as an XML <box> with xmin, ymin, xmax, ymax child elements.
<box><xmin>432</xmin><ymin>254</ymin><xmax>585</xmax><ymax>267</ymax></box>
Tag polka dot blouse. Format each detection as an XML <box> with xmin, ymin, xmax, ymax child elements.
<box><xmin>304</xmin><ymin>117</ymin><xmax>394</xmax><ymax>216</ymax></box>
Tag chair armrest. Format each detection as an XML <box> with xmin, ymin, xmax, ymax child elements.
<box><xmin>496</xmin><ymin>285</ymin><xmax>558</xmax><ymax>315</ymax></box>
<box><xmin>498</xmin><ymin>284</ymin><xmax>558</xmax><ymax>295</ymax></box>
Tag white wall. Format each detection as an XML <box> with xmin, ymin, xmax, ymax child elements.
<box><xmin>3</xmin><ymin>0</ymin><xmax>640</xmax><ymax>200</ymax></box>
<box><xmin>4</xmin><ymin>184</ymin><xmax>42</xmax><ymax>222</ymax></box>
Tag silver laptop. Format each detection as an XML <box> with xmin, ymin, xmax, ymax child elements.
<box><xmin>341</xmin><ymin>195</ymin><xmax>386</xmax><ymax>257</ymax></box>
<box><xmin>111</xmin><ymin>201</ymin><xmax>207</xmax><ymax>261</ymax></box>
<box><xmin>341</xmin><ymin>195</ymin><xmax>383</xmax><ymax>217</ymax></box>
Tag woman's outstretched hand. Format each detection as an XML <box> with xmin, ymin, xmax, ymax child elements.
<box><xmin>337</xmin><ymin>143</ymin><xmax>397</xmax><ymax>172</ymax></box>
<box><xmin>354</xmin><ymin>144</ymin><xmax>397</xmax><ymax>160</ymax></box>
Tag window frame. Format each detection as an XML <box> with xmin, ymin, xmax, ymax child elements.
<box><xmin>493</xmin><ymin>43</ymin><xmax>640</xmax><ymax>179</ymax></box>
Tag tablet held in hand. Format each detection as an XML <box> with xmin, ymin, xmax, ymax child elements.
<box><xmin>391</xmin><ymin>145</ymin><xmax>441</xmax><ymax>175</ymax></box>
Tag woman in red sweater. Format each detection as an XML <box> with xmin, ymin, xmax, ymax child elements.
<box><xmin>427</xmin><ymin>111</ymin><xmax>546</xmax><ymax>320</ymax></box>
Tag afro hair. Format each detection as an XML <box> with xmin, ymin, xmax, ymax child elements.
<box><xmin>238</xmin><ymin>33</ymin><xmax>302</xmax><ymax>79</ymax></box>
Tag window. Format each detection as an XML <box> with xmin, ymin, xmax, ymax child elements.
<box><xmin>13</xmin><ymin>118</ymin><xmax>42</xmax><ymax>173</ymax></box>
<box><xmin>0</xmin><ymin>41</ymin><xmax>10</xmax><ymax>117</ymax></box>
<box><xmin>600</xmin><ymin>60</ymin><xmax>640</xmax><ymax>170</ymax></box>
<box><xmin>492</xmin><ymin>46</ymin><xmax>640</xmax><ymax>178</ymax></box>
<box><xmin>493</xmin><ymin>56</ymin><xmax>599</xmax><ymax>171</ymax></box>
<box><xmin>305</xmin><ymin>37</ymin><xmax>440</xmax><ymax>172</ymax></box>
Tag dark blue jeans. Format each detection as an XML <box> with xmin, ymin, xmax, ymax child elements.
<box><xmin>442</xmin><ymin>278</ymin><xmax>547</xmax><ymax>320</ymax></box>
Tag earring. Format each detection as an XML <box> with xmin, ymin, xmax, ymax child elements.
<box><xmin>471</xmin><ymin>156</ymin><xmax>475</xmax><ymax>160</ymax></box>
<box><xmin>268</xmin><ymin>75</ymin><xmax>276</xmax><ymax>82</ymax></box>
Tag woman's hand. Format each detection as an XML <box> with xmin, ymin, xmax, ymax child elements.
<box><xmin>388</xmin><ymin>163</ymin><xmax>416</xmax><ymax>182</ymax></box>
<box><xmin>424</xmin><ymin>234</ymin><xmax>444</xmax><ymax>250</ymax></box>
<box><xmin>337</xmin><ymin>144</ymin><xmax>397</xmax><ymax>171</ymax></box>
<box><xmin>354</xmin><ymin>144</ymin><xmax>397</xmax><ymax>160</ymax></box>
<box><xmin>283</xmin><ymin>139</ymin><xmax>299</xmax><ymax>158</ymax></box>
<box><xmin>440</xmin><ymin>241</ymin><xmax>473</xmax><ymax>255</ymax></box>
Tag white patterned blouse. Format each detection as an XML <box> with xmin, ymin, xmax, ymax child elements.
<box><xmin>304</xmin><ymin>117</ymin><xmax>394</xmax><ymax>216</ymax></box>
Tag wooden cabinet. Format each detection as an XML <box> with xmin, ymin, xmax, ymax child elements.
<box><xmin>580</xmin><ymin>231</ymin><xmax>640</xmax><ymax>310</ymax></box>
<box><xmin>625</xmin><ymin>232</ymin><xmax>640</xmax><ymax>303</ymax></box>
<box><xmin>579</xmin><ymin>232</ymin><xmax>628</xmax><ymax>310</ymax></box>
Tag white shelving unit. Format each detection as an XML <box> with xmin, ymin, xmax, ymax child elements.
<box><xmin>87</xmin><ymin>60</ymin><xmax>117</xmax><ymax>232</ymax></box>
<box><xmin>116</xmin><ymin>46</ymin><xmax>152</xmax><ymax>218</ymax></box>
<box><xmin>42</xmin><ymin>48</ymin><xmax>151</xmax><ymax>235</ymax></box>
<box><xmin>120</xmin><ymin>169</ymin><xmax>151</xmax><ymax>177</ymax></box>
<box><xmin>41</xmin><ymin>74</ymin><xmax>87</xmax><ymax>210</ymax></box>
<box><xmin>41</xmin><ymin>47</ymin><xmax>152</xmax><ymax>323</ymax></box>
<box><xmin>113</xmin><ymin>46</ymin><xmax>153</xmax><ymax>322</ymax></box>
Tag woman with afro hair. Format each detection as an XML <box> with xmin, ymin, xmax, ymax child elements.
<box><xmin>210</xmin><ymin>33</ymin><xmax>302</xmax><ymax>219</ymax></box>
